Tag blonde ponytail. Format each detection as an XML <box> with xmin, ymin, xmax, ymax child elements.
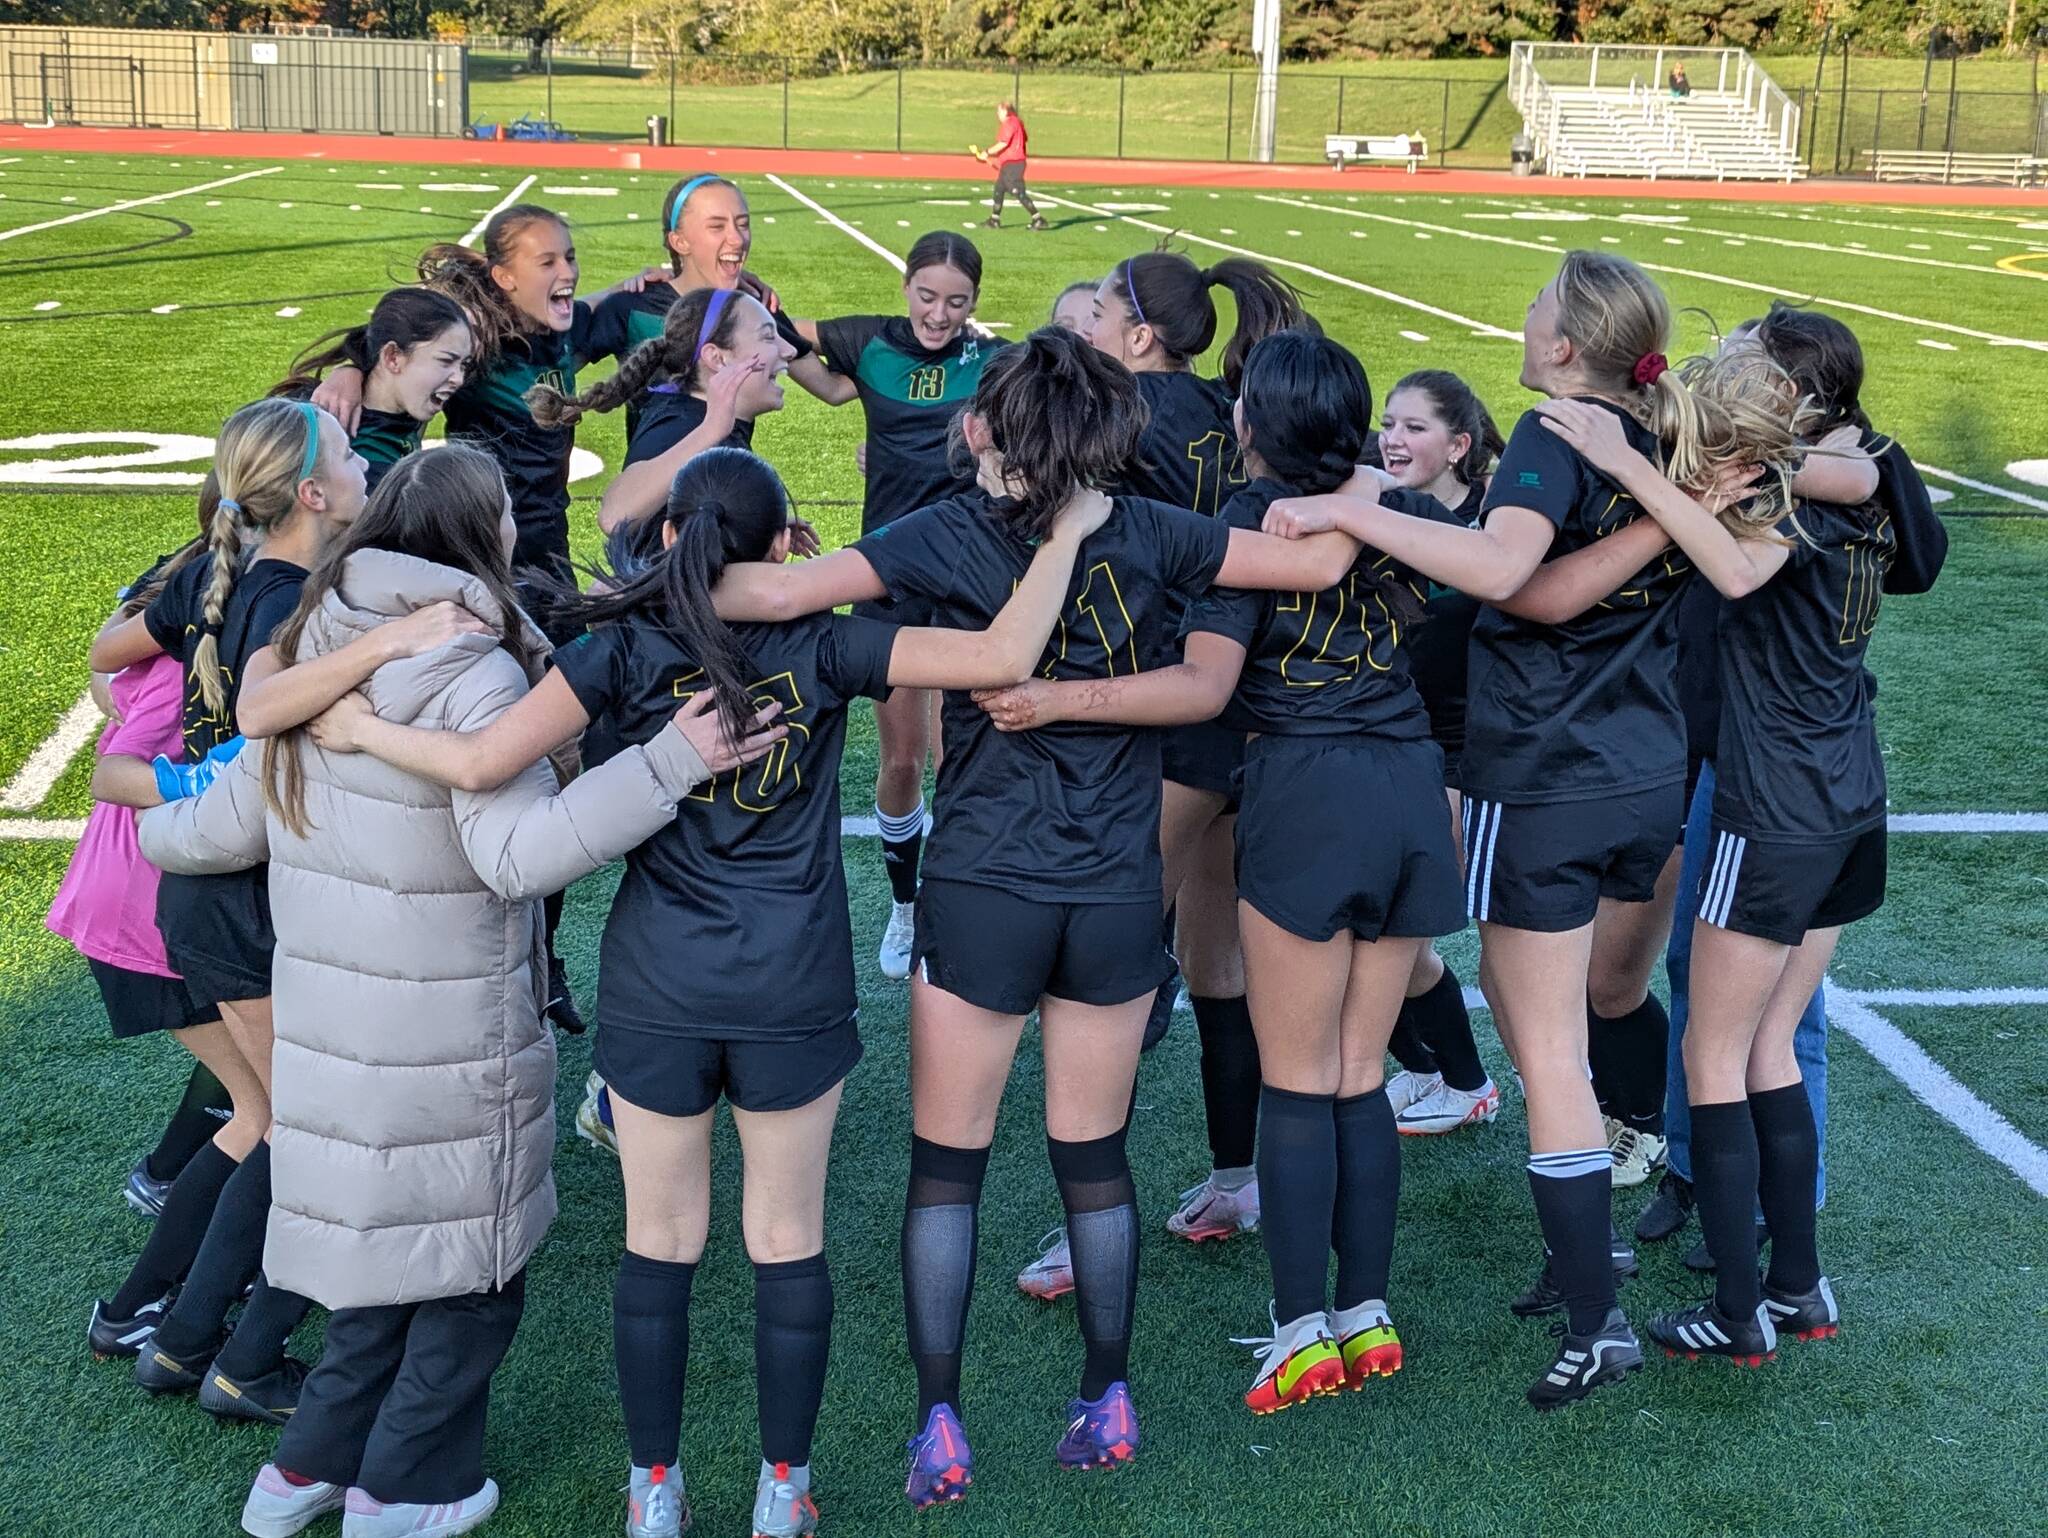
<box><xmin>1655</xmin><ymin>350</ymin><xmax>1805</xmax><ymax>538</ymax></box>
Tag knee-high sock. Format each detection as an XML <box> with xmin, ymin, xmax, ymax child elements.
<box><xmin>1050</xmin><ymin>1129</ymin><xmax>1139</xmax><ymax>1399</ymax></box>
<box><xmin>1409</xmin><ymin>965</ymin><xmax>1487</xmax><ymax>1093</ymax></box>
<box><xmin>1191</xmin><ymin>995</ymin><xmax>1260</xmax><ymax>1173</ymax></box>
<box><xmin>1690</xmin><ymin>1099</ymin><xmax>1762</xmax><ymax>1318</ymax></box>
<box><xmin>1527</xmin><ymin>1149</ymin><xmax>1616</xmax><ymax>1336</ymax></box>
<box><xmin>213</xmin><ymin>1275</ymin><xmax>313</xmax><ymax>1381</ymax></box>
<box><xmin>755</xmin><ymin>1254</ymin><xmax>832</xmax><ymax>1467</ymax></box>
<box><xmin>1332</xmin><ymin>1089</ymin><xmax>1400</xmax><ymax>1311</ymax></box>
<box><xmin>1257</xmin><ymin>1085</ymin><xmax>1338</xmax><ymax>1324</ymax></box>
<box><xmin>1751</xmin><ymin>1084</ymin><xmax>1821</xmax><ymax>1295</ymax></box>
<box><xmin>152</xmin><ymin>1140</ymin><xmax>273</xmax><ymax>1359</ymax></box>
<box><xmin>144</xmin><ymin>1062</ymin><xmax>234</xmax><ymax>1184</ymax></box>
<box><xmin>614</xmin><ymin>1251</ymin><xmax>696</xmax><ymax>1470</ymax></box>
<box><xmin>109</xmin><ymin>1140</ymin><xmax>237</xmax><ymax>1318</ymax></box>
<box><xmin>903</xmin><ymin>1136</ymin><xmax>989</xmax><ymax>1421</ymax></box>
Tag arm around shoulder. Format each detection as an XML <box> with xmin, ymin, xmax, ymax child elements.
<box><xmin>136</xmin><ymin>751</ymin><xmax>269</xmax><ymax>876</ymax></box>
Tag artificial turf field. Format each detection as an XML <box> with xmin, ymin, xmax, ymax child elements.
<box><xmin>1</xmin><ymin>148</ymin><xmax>2045</xmax><ymax>1538</ymax></box>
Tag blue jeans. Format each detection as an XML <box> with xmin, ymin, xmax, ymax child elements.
<box><xmin>1663</xmin><ymin>762</ymin><xmax>1828</xmax><ymax>1206</ymax></box>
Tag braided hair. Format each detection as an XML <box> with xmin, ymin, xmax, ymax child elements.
<box><xmin>527</xmin><ymin>287</ymin><xmax>750</xmax><ymax>429</ymax></box>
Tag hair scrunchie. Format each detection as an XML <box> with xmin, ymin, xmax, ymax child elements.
<box><xmin>1633</xmin><ymin>352</ymin><xmax>1670</xmax><ymax>386</ymax></box>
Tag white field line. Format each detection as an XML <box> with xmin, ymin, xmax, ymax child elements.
<box><xmin>1829</xmin><ymin>992</ymin><xmax>2048</xmax><ymax>1198</ymax></box>
<box><xmin>0</xmin><ymin>817</ymin><xmax>85</xmax><ymax>840</ymax></box>
<box><xmin>1888</xmin><ymin>812</ymin><xmax>2048</xmax><ymax>833</ymax></box>
<box><xmin>1035</xmin><ymin>192</ymin><xmax>1521</xmax><ymax>340</ymax></box>
<box><xmin>0</xmin><ymin>694</ymin><xmax>99</xmax><ymax>811</ymax></box>
<box><xmin>1253</xmin><ymin>194</ymin><xmax>2048</xmax><ymax>354</ymax></box>
<box><xmin>764</xmin><ymin>175</ymin><xmax>993</xmax><ymax>339</ymax></box>
<box><xmin>460</xmin><ymin>174</ymin><xmax>537</xmax><ymax>249</ymax></box>
<box><xmin>1843</xmin><ymin>987</ymin><xmax>2048</xmax><ymax>1008</ymax></box>
<box><xmin>1914</xmin><ymin>464</ymin><xmax>2048</xmax><ymax>515</ymax></box>
<box><xmin>1761</xmin><ymin>208</ymin><xmax>2048</xmax><ymax>253</ymax></box>
<box><xmin>0</xmin><ymin>166</ymin><xmax>281</xmax><ymax>244</ymax></box>
<box><xmin>1478</xmin><ymin>197</ymin><xmax>2043</xmax><ymax>283</ymax></box>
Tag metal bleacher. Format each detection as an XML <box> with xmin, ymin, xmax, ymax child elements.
<box><xmin>1510</xmin><ymin>42</ymin><xmax>1807</xmax><ymax>182</ymax></box>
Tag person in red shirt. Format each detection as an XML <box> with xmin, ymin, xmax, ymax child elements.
<box><xmin>978</xmin><ymin>103</ymin><xmax>1047</xmax><ymax>232</ymax></box>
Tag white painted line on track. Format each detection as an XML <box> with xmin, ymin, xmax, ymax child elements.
<box><xmin>1829</xmin><ymin>992</ymin><xmax>2048</xmax><ymax>1199</ymax></box>
<box><xmin>0</xmin><ymin>165</ymin><xmax>282</xmax><ymax>243</ymax></box>
<box><xmin>0</xmin><ymin>694</ymin><xmax>99</xmax><ymax>812</ymax></box>
<box><xmin>459</xmin><ymin>175</ymin><xmax>537</xmax><ymax>249</ymax></box>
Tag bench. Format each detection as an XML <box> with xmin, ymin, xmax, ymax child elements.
<box><xmin>1326</xmin><ymin>134</ymin><xmax>1427</xmax><ymax>173</ymax></box>
<box><xmin>1865</xmin><ymin>149</ymin><xmax>2044</xmax><ymax>187</ymax></box>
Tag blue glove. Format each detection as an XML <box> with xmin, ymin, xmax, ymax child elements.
<box><xmin>152</xmin><ymin>736</ymin><xmax>247</xmax><ymax>802</ymax></box>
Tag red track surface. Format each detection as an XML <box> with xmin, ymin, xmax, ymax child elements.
<box><xmin>5</xmin><ymin>123</ymin><xmax>2045</xmax><ymax>206</ymax></box>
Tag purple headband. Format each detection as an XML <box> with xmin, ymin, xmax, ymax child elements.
<box><xmin>695</xmin><ymin>287</ymin><xmax>738</xmax><ymax>362</ymax></box>
<box><xmin>1124</xmin><ymin>261</ymin><xmax>1147</xmax><ymax>327</ymax></box>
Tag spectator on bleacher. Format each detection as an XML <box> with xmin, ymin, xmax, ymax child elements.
<box><xmin>1669</xmin><ymin>65</ymin><xmax>1692</xmax><ymax>99</ymax></box>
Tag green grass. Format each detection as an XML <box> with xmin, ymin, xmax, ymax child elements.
<box><xmin>2</xmin><ymin>151</ymin><xmax>2047</xmax><ymax>1537</ymax></box>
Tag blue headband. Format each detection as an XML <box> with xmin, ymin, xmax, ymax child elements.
<box><xmin>668</xmin><ymin>175</ymin><xmax>723</xmax><ymax>232</ymax></box>
<box><xmin>294</xmin><ymin>400</ymin><xmax>321</xmax><ymax>483</ymax></box>
<box><xmin>1124</xmin><ymin>262</ymin><xmax>1147</xmax><ymax>328</ymax></box>
<box><xmin>695</xmin><ymin>288</ymin><xmax>738</xmax><ymax>362</ymax></box>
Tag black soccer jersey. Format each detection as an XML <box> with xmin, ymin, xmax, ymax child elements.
<box><xmin>1865</xmin><ymin>430</ymin><xmax>1947</xmax><ymax>597</ymax></box>
<box><xmin>1120</xmin><ymin>371</ymin><xmax>1242</xmax><ymax>516</ymax></box>
<box><xmin>623</xmin><ymin>390</ymin><xmax>756</xmax><ymax>471</ymax></box>
<box><xmin>815</xmin><ymin>315</ymin><xmax>1003</xmax><ymax>533</ymax></box>
<box><xmin>442</xmin><ymin>303</ymin><xmax>598</xmax><ymax>575</ymax></box>
<box><xmin>352</xmin><ymin>406</ymin><xmax>425</xmax><ymax>493</ymax></box>
<box><xmin>551</xmin><ymin>612</ymin><xmax>899</xmax><ymax>1039</ymax></box>
<box><xmin>143</xmin><ymin>556</ymin><xmax>308</xmax><ymax>760</ymax></box>
<box><xmin>1464</xmin><ymin>401</ymin><xmax>1692</xmax><ymax>805</ymax></box>
<box><xmin>854</xmin><ymin>491</ymin><xmax>1230</xmax><ymax>903</ymax></box>
<box><xmin>1189</xmin><ymin>479</ymin><xmax>1446</xmax><ymax>740</ymax></box>
<box><xmin>1397</xmin><ymin>480</ymin><xmax>1486</xmax><ymax>765</ymax></box>
<box><xmin>1713</xmin><ymin>498</ymin><xmax>1896</xmax><ymax>842</ymax></box>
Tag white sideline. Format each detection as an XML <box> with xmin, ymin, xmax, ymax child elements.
<box><xmin>764</xmin><ymin>173</ymin><xmax>908</xmax><ymax>273</ymax></box>
<box><xmin>0</xmin><ymin>694</ymin><xmax>99</xmax><ymax>811</ymax></box>
<box><xmin>1251</xmin><ymin>194</ymin><xmax>2048</xmax><ymax>354</ymax></box>
<box><xmin>1913</xmin><ymin>464</ymin><xmax>2048</xmax><ymax>516</ymax></box>
<box><xmin>459</xmin><ymin>175</ymin><xmax>537</xmax><ymax>249</ymax></box>
<box><xmin>1887</xmin><ymin>812</ymin><xmax>2048</xmax><ymax>833</ymax></box>
<box><xmin>0</xmin><ymin>166</ymin><xmax>282</xmax><ymax>244</ymax></box>
<box><xmin>1844</xmin><ymin>987</ymin><xmax>2048</xmax><ymax>1008</ymax></box>
<box><xmin>1829</xmin><ymin>992</ymin><xmax>2048</xmax><ymax>1198</ymax></box>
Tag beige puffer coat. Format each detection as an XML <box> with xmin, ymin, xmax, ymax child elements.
<box><xmin>140</xmin><ymin>549</ymin><xmax>710</xmax><ymax>1311</ymax></box>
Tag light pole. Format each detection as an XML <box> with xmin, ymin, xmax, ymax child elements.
<box><xmin>1251</xmin><ymin>0</ymin><xmax>1281</xmax><ymax>163</ymax></box>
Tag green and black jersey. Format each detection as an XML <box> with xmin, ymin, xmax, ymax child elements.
<box><xmin>351</xmin><ymin>407</ymin><xmax>425</xmax><ymax>494</ymax></box>
<box><xmin>815</xmin><ymin>315</ymin><xmax>1004</xmax><ymax>535</ymax></box>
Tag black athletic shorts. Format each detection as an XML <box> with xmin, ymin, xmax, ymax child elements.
<box><xmin>156</xmin><ymin>869</ymin><xmax>274</xmax><ymax>1009</ymax></box>
<box><xmin>1235</xmin><ymin>735</ymin><xmax>1465</xmax><ymax>943</ymax></box>
<box><xmin>912</xmin><ymin>878</ymin><xmax>1168</xmax><ymax>1016</ymax></box>
<box><xmin>1161</xmin><ymin>720</ymin><xmax>1245</xmax><ymax>805</ymax></box>
<box><xmin>1460</xmin><ymin>782</ymin><xmax>1685</xmax><ymax>933</ymax></box>
<box><xmin>1696</xmin><ymin>822</ymin><xmax>1886</xmax><ymax>946</ymax></box>
<box><xmin>87</xmin><ymin>958</ymin><xmax>219</xmax><ymax>1040</ymax></box>
<box><xmin>595</xmin><ymin>1016</ymin><xmax>863</xmax><ymax>1119</ymax></box>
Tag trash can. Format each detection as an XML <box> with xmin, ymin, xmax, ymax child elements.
<box><xmin>647</xmin><ymin>114</ymin><xmax>668</xmax><ymax>147</ymax></box>
<box><xmin>1511</xmin><ymin>133</ymin><xmax>1535</xmax><ymax>177</ymax></box>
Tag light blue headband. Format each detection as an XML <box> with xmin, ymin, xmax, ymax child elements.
<box><xmin>294</xmin><ymin>400</ymin><xmax>321</xmax><ymax>483</ymax></box>
<box><xmin>668</xmin><ymin>175</ymin><xmax>724</xmax><ymax>231</ymax></box>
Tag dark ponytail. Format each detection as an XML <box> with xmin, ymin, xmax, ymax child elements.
<box><xmin>555</xmin><ymin>447</ymin><xmax>789</xmax><ymax>743</ymax></box>
<box><xmin>1108</xmin><ymin>250</ymin><xmax>1305</xmax><ymax>392</ymax></box>
<box><xmin>954</xmin><ymin>326</ymin><xmax>1147</xmax><ymax>542</ymax></box>
<box><xmin>1390</xmin><ymin>369</ymin><xmax>1506</xmax><ymax>488</ymax></box>
<box><xmin>1238</xmin><ymin>330</ymin><xmax>1371</xmax><ymax>495</ymax></box>
<box><xmin>272</xmin><ymin>288</ymin><xmax>471</xmax><ymax>399</ymax></box>
<box><xmin>529</xmin><ymin>286</ymin><xmax>746</xmax><ymax>428</ymax></box>
<box><xmin>1753</xmin><ymin>303</ymin><xmax>1870</xmax><ymax>435</ymax></box>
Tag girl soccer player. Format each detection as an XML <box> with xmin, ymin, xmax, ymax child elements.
<box><xmin>304</xmin><ymin>443</ymin><xmax>1112</xmax><ymax>1538</ymax></box>
<box><xmin>710</xmin><ymin>327</ymin><xmax>1373</xmax><ymax>1499</ymax></box>
<box><xmin>1258</xmin><ymin>252</ymin><xmax>1802</xmax><ymax>1408</ymax></box>
<box><xmin>1050</xmin><ymin>279</ymin><xmax>1096</xmax><ymax>333</ymax></box>
<box><xmin>272</xmin><ymin>288</ymin><xmax>471</xmax><ymax>492</ymax></box>
<box><xmin>85</xmin><ymin>399</ymin><xmax>365</xmax><ymax>1408</ymax></box>
<box><xmin>784</xmin><ymin>232</ymin><xmax>1002</xmax><ymax>982</ymax></box>
<box><xmin>137</xmin><ymin>444</ymin><xmax>772</xmax><ymax>1538</ymax></box>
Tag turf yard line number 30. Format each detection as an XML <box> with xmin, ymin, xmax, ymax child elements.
<box><xmin>0</xmin><ymin>434</ymin><xmax>607</xmax><ymax>487</ymax></box>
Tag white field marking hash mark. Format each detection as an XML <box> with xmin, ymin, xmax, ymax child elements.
<box><xmin>0</xmin><ymin>694</ymin><xmax>101</xmax><ymax>812</ymax></box>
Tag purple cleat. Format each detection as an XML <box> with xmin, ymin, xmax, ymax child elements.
<box><xmin>905</xmin><ymin>1404</ymin><xmax>974</xmax><ymax>1508</ymax></box>
<box><xmin>1054</xmin><ymin>1381</ymin><xmax>1141</xmax><ymax>1471</ymax></box>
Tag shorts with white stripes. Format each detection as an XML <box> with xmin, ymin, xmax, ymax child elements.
<box><xmin>1695</xmin><ymin>821</ymin><xmax>1886</xmax><ymax>946</ymax></box>
<box><xmin>1460</xmin><ymin>783</ymin><xmax>1684</xmax><ymax>932</ymax></box>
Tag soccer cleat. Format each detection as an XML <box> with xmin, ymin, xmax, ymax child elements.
<box><xmin>202</xmin><ymin>1356</ymin><xmax>310</xmax><ymax>1426</ymax></box>
<box><xmin>1028</xmin><ymin>215</ymin><xmax>1049</xmax><ymax>231</ymax></box>
<box><xmin>545</xmin><ymin>956</ymin><xmax>587</xmax><ymax>1036</ymax></box>
<box><xmin>575</xmin><ymin>1071</ymin><xmax>619</xmax><ymax>1157</ymax></box>
<box><xmin>983</xmin><ymin>216</ymin><xmax>1002</xmax><ymax>230</ymax></box>
<box><xmin>1764</xmin><ymin>1276</ymin><xmax>1840</xmax><ymax>1342</ymax></box>
<box><xmin>1509</xmin><ymin>1234</ymin><xmax>1638</xmax><ymax>1319</ymax></box>
<box><xmin>340</xmin><ymin>1479</ymin><xmax>500</xmax><ymax>1537</ymax></box>
<box><xmin>1384</xmin><ymin>1069</ymin><xmax>1441</xmax><ymax>1117</ymax></box>
<box><xmin>751</xmin><ymin>1463</ymin><xmax>818</xmax><ymax>1538</ymax></box>
<box><xmin>125</xmin><ymin>1157</ymin><xmax>173</xmax><ymax>1219</ymax></box>
<box><xmin>1648</xmin><ymin>1300</ymin><xmax>1777</xmax><ymax>1367</ymax></box>
<box><xmin>1016</xmin><ymin>1226</ymin><xmax>1074</xmax><ymax>1302</ymax></box>
<box><xmin>135</xmin><ymin>1329</ymin><xmax>225</xmax><ymax>1394</ymax></box>
<box><xmin>1634</xmin><ymin>1170</ymin><xmax>1695</xmax><ymax>1244</ymax></box>
<box><xmin>905</xmin><ymin>1404</ymin><xmax>973</xmax><ymax>1508</ymax></box>
<box><xmin>624</xmin><ymin>1463</ymin><xmax>690</xmax><ymax>1538</ymax></box>
<box><xmin>89</xmin><ymin>1296</ymin><xmax>166</xmax><ymax>1359</ymax></box>
<box><xmin>878</xmin><ymin>901</ymin><xmax>916</xmax><ymax>982</ymax></box>
<box><xmin>1054</xmin><ymin>1381</ymin><xmax>1141</xmax><ymax>1470</ymax></box>
<box><xmin>1235</xmin><ymin>1306</ymin><xmax>1345</xmax><ymax>1415</ymax></box>
<box><xmin>241</xmin><ymin>1464</ymin><xmax>346</xmax><ymax>1538</ymax></box>
<box><xmin>1164</xmin><ymin>1174</ymin><xmax>1260</xmax><ymax>1244</ymax></box>
<box><xmin>1525</xmin><ymin>1308</ymin><xmax>1643</xmax><ymax>1410</ymax></box>
<box><xmin>1329</xmin><ymin>1299</ymin><xmax>1403</xmax><ymax>1387</ymax></box>
<box><xmin>1606</xmin><ymin>1118</ymin><xmax>1667</xmax><ymax>1189</ymax></box>
<box><xmin>1396</xmin><ymin>1077</ymin><xmax>1501</xmax><ymax>1136</ymax></box>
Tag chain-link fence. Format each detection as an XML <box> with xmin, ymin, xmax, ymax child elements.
<box><xmin>1793</xmin><ymin>86</ymin><xmax>2047</xmax><ymax>174</ymax></box>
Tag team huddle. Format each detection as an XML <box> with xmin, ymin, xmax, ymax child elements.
<box><xmin>50</xmin><ymin>166</ymin><xmax>1948</xmax><ymax>1538</ymax></box>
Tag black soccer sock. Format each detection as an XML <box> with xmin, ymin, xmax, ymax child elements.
<box><xmin>1410</xmin><ymin>964</ymin><xmax>1487</xmax><ymax>1093</ymax></box>
<box><xmin>1751</xmin><ymin>1083</ymin><xmax>1822</xmax><ymax>1296</ymax></box>
<box><xmin>152</xmin><ymin>1140</ymin><xmax>272</xmax><ymax>1359</ymax></box>
<box><xmin>212</xmin><ymin>1275</ymin><xmax>312</xmax><ymax>1381</ymax></box>
<box><xmin>109</xmin><ymin>1140</ymin><xmax>237</xmax><ymax>1318</ymax></box>
<box><xmin>1257</xmin><ymin>1085</ymin><xmax>1338</xmax><ymax>1324</ymax></box>
<box><xmin>1590</xmin><ymin>995</ymin><xmax>1670</xmax><ymax>1133</ymax></box>
<box><xmin>903</xmin><ymin>1135</ymin><xmax>989</xmax><ymax>1422</ymax></box>
<box><xmin>1191</xmin><ymin>995</ymin><xmax>1261</xmax><ymax>1172</ymax></box>
<box><xmin>143</xmin><ymin>1063</ymin><xmax>234</xmax><ymax>1184</ymax></box>
<box><xmin>1386</xmin><ymin>1014</ymin><xmax>1438</xmax><ymax>1076</ymax></box>
<box><xmin>1527</xmin><ymin>1150</ymin><xmax>1617</xmax><ymax>1336</ymax></box>
<box><xmin>1586</xmin><ymin>1001</ymin><xmax>1622</xmax><ymax>1119</ymax></box>
<box><xmin>543</xmin><ymin>888</ymin><xmax>564</xmax><ymax>949</ymax></box>
<box><xmin>614</xmin><ymin>1250</ymin><xmax>696</xmax><ymax>1470</ymax></box>
<box><xmin>877</xmin><ymin>802</ymin><xmax>924</xmax><ymax>907</ymax></box>
<box><xmin>1049</xmin><ymin>1129</ymin><xmax>1139</xmax><ymax>1399</ymax></box>
<box><xmin>1332</xmin><ymin>1089</ymin><xmax>1400</xmax><ymax>1311</ymax></box>
<box><xmin>1690</xmin><ymin>1099</ymin><xmax>1763</xmax><ymax>1318</ymax></box>
<box><xmin>755</xmin><ymin>1254</ymin><xmax>833</xmax><ymax>1468</ymax></box>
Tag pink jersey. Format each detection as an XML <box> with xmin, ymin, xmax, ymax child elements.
<box><xmin>45</xmin><ymin>653</ymin><xmax>186</xmax><ymax>976</ymax></box>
